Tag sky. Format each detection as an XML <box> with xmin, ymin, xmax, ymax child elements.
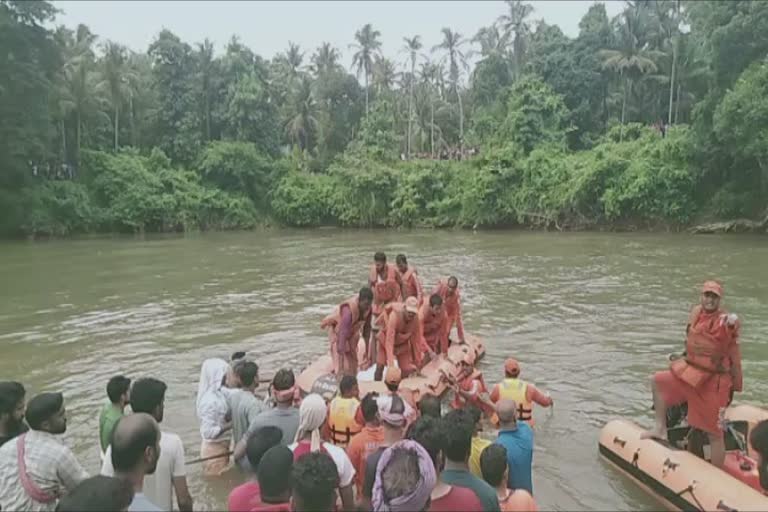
<box><xmin>52</xmin><ymin>1</ymin><xmax>624</xmax><ymax>67</ymax></box>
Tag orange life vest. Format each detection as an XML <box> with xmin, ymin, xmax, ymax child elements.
<box><xmin>419</xmin><ymin>302</ymin><xmax>448</xmax><ymax>353</ymax></box>
<box><xmin>399</xmin><ymin>267</ymin><xmax>420</xmax><ymax>299</ymax></box>
<box><xmin>370</xmin><ymin>263</ymin><xmax>401</xmax><ymax>307</ymax></box>
<box><xmin>434</xmin><ymin>279</ymin><xmax>461</xmax><ymax>321</ymax></box>
<box><xmin>328</xmin><ymin>396</ymin><xmax>362</xmax><ymax>447</ymax></box>
<box><xmin>671</xmin><ymin>305</ymin><xmax>737</xmax><ymax>388</ymax></box>
<box><xmin>376</xmin><ymin>303</ymin><xmax>420</xmax><ymax>354</ymax></box>
<box><xmin>321</xmin><ymin>296</ymin><xmax>369</xmax><ymax>339</ymax></box>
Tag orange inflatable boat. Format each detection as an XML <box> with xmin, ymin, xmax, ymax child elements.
<box><xmin>599</xmin><ymin>412</ymin><xmax>768</xmax><ymax>511</ymax></box>
<box><xmin>296</xmin><ymin>334</ymin><xmax>485</xmax><ymax>406</ymax></box>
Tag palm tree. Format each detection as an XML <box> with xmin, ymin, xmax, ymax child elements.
<box><xmin>600</xmin><ymin>7</ymin><xmax>659</xmax><ymax>138</ymax></box>
<box><xmin>350</xmin><ymin>23</ymin><xmax>382</xmax><ymax>117</ymax></box>
<box><xmin>197</xmin><ymin>39</ymin><xmax>215</xmax><ymax>141</ymax></box>
<box><xmin>653</xmin><ymin>0</ymin><xmax>682</xmax><ymax>125</ymax></box>
<box><xmin>419</xmin><ymin>61</ymin><xmax>444</xmax><ymax>157</ymax></box>
<box><xmin>372</xmin><ymin>55</ymin><xmax>398</xmax><ymax>94</ymax></box>
<box><xmin>432</xmin><ymin>28</ymin><xmax>468</xmax><ymax>151</ymax></box>
<box><xmin>284</xmin><ymin>42</ymin><xmax>305</xmax><ymax>79</ymax></box>
<box><xmin>473</xmin><ymin>25</ymin><xmax>510</xmax><ymax>58</ymax></box>
<box><xmin>284</xmin><ymin>77</ymin><xmax>322</xmax><ymax>151</ymax></box>
<box><xmin>402</xmin><ymin>35</ymin><xmax>422</xmax><ymax>159</ymax></box>
<box><xmin>311</xmin><ymin>42</ymin><xmax>341</xmax><ymax>76</ymax></box>
<box><xmin>98</xmin><ymin>41</ymin><xmax>134</xmax><ymax>151</ymax></box>
<box><xmin>497</xmin><ymin>0</ymin><xmax>534</xmax><ymax>79</ymax></box>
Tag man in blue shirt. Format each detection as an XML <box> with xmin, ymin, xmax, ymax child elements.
<box><xmin>494</xmin><ymin>399</ymin><xmax>534</xmax><ymax>494</ymax></box>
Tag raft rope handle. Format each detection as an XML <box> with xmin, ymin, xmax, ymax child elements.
<box><xmin>674</xmin><ymin>480</ymin><xmax>706</xmax><ymax>512</ymax></box>
<box><xmin>716</xmin><ymin>499</ymin><xmax>738</xmax><ymax>512</ymax></box>
<box><xmin>662</xmin><ymin>457</ymin><xmax>680</xmax><ymax>477</ymax></box>
<box><xmin>613</xmin><ymin>436</ymin><xmax>627</xmax><ymax>448</ymax></box>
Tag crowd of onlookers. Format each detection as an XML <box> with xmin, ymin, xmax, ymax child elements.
<box><xmin>4</xmin><ymin>356</ymin><xmax>768</xmax><ymax>512</ymax></box>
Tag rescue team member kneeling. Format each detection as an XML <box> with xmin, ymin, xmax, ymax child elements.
<box><xmin>643</xmin><ymin>280</ymin><xmax>742</xmax><ymax>468</ymax></box>
<box><xmin>320</xmin><ymin>287</ymin><xmax>373</xmax><ymax>376</ymax></box>
<box><xmin>374</xmin><ymin>297</ymin><xmax>435</xmax><ymax>382</ymax></box>
<box><xmin>489</xmin><ymin>359</ymin><xmax>553</xmax><ymax>427</ymax></box>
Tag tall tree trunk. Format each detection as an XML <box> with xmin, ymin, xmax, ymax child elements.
<box><xmin>456</xmin><ymin>83</ymin><xmax>464</xmax><ymax>153</ymax></box>
<box><xmin>205</xmin><ymin>89</ymin><xmax>211</xmax><ymax>141</ymax></box>
<box><xmin>620</xmin><ymin>76</ymin><xmax>628</xmax><ymax>142</ymax></box>
<box><xmin>407</xmin><ymin>60</ymin><xmax>414</xmax><ymax>160</ymax></box>
<box><xmin>364</xmin><ymin>71</ymin><xmax>369</xmax><ymax>118</ymax></box>
<box><xmin>60</xmin><ymin>119</ymin><xmax>67</xmax><ymax>163</ymax></box>
<box><xmin>76</xmin><ymin>110</ymin><xmax>82</xmax><ymax>165</ymax></box>
<box><xmin>114</xmin><ymin>104</ymin><xmax>119</xmax><ymax>152</ymax></box>
<box><xmin>675</xmin><ymin>82</ymin><xmax>681</xmax><ymax>124</ymax></box>
<box><xmin>667</xmin><ymin>38</ymin><xmax>677</xmax><ymax>125</ymax></box>
<box><xmin>129</xmin><ymin>93</ymin><xmax>136</xmax><ymax>147</ymax></box>
<box><xmin>430</xmin><ymin>97</ymin><xmax>435</xmax><ymax>158</ymax></box>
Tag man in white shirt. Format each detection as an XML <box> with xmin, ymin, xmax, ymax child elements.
<box><xmin>102</xmin><ymin>378</ymin><xmax>192</xmax><ymax>511</ymax></box>
<box><xmin>111</xmin><ymin>413</ymin><xmax>162</xmax><ymax>512</ymax></box>
<box><xmin>0</xmin><ymin>392</ymin><xmax>88</xmax><ymax>512</ymax></box>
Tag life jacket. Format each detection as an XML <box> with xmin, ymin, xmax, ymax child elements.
<box><xmin>293</xmin><ymin>439</ymin><xmax>329</xmax><ymax>461</ymax></box>
<box><xmin>399</xmin><ymin>267</ymin><xmax>420</xmax><ymax>299</ymax></box>
<box><xmin>497</xmin><ymin>378</ymin><xmax>533</xmax><ymax>423</ymax></box>
<box><xmin>321</xmin><ymin>297</ymin><xmax>369</xmax><ymax>342</ymax></box>
<box><xmin>419</xmin><ymin>303</ymin><xmax>448</xmax><ymax>353</ymax></box>
<box><xmin>671</xmin><ymin>305</ymin><xmax>737</xmax><ymax>389</ymax></box>
<box><xmin>328</xmin><ymin>396</ymin><xmax>362</xmax><ymax>447</ymax></box>
<box><xmin>434</xmin><ymin>280</ymin><xmax>461</xmax><ymax>320</ymax></box>
<box><xmin>370</xmin><ymin>264</ymin><xmax>401</xmax><ymax>307</ymax></box>
<box><xmin>376</xmin><ymin>303</ymin><xmax>421</xmax><ymax>355</ymax></box>
<box><xmin>451</xmin><ymin>370</ymin><xmax>494</xmax><ymax>416</ymax></box>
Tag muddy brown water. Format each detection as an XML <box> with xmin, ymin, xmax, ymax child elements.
<box><xmin>1</xmin><ymin>230</ymin><xmax>767</xmax><ymax>510</ymax></box>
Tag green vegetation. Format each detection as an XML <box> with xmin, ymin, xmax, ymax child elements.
<box><xmin>2</xmin><ymin>0</ymin><xmax>768</xmax><ymax>236</ymax></box>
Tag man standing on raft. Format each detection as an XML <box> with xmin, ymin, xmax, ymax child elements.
<box><xmin>369</xmin><ymin>252</ymin><xmax>404</xmax><ymax>321</ymax></box>
<box><xmin>396</xmin><ymin>254</ymin><xmax>422</xmax><ymax>303</ymax></box>
<box><xmin>433</xmin><ymin>276</ymin><xmax>466</xmax><ymax>345</ymax></box>
<box><xmin>643</xmin><ymin>280</ymin><xmax>742</xmax><ymax>468</ymax></box>
<box><xmin>321</xmin><ymin>287</ymin><xmax>374</xmax><ymax>375</ymax></box>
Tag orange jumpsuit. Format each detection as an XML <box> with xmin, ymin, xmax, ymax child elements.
<box><xmin>654</xmin><ymin>305</ymin><xmax>741</xmax><ymax>436</ymax></box>
<box><xmin>369</xmin><ymin>263</ymin><xmax>403</xmax><ymax>317</ymax></box>
<box><xmin>375</xmin><ymin>303</ymin><xmax>430</xmax><ymax>376</ymax></box>
<box><xmin>419</xmin><ymin>301</ymin><xmax>449</xmax><ymax>355</ymax></box>
<box><xmin>451</xmin><ymin>369</ymin><xmax>496</xmax><ymax>417</ymax></box>
<box><xmin>320</xmin><ymin>296</ymin><xmax>371</xmax><ymax>375</ymax></box>
<box><xmin>399</xmin><ymin>266</ymin><xmax>423</xmax><ymax>303</ymax></box>
<box><xmin>432</xmin><ymin>280</ymin><xmax>465</xmax><ymax>342</ymax></box>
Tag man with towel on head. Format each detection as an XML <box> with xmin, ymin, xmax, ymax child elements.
<box><xmin>288</xmin><ymin>394</ymin><xmax>355</xmax><ymax>511</ymax></box>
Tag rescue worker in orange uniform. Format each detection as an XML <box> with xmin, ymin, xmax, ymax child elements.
<box><xmin>432</xmin><ymin>276</ymin><xmax>465</xmax><ymax>344</ymax></box>
<box><xmin>448</xmin><ymin>349</ymin><xmax>496</xmax><ymax>418</ymax></box>
<box><xmin>326</xmin><ymin>375</ymin><xmax>362</xmax><ymax>449</ymax></box>
<box><xmin>643</xmin><ymin>280</ymin><xmax>742</xmax><ymax>468</ymax></box>
<box><xmin>396</xmin><ymin>254</ymin><xmax>423</xmax><ymax>303</ymax></box>
<box><xmin>373</xmin><ymin>297</ymin><xmax>435</xmax><ymax>382</ymax></box>
<box><xmin>419</xmin><ymin>294</ymin><xmax>450</xmax><ymax>355</ymax></box>
<box><xmin>489</xmin><ymin>358</ymin><xmax>553</xmax><ymax>427</ymax></box>
<box><xmin>369</xmin><ymin>252</ymin><xmax>404</xmax><ymax>320</ymax></box>
<box><xmin>320</xmin><ymin>287</ymin><xmax>373</xmax><ymax>376</ymax></box>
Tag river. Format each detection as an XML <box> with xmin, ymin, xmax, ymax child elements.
<box><xmin>1</xmin><ymin>230</ymin><xmax>767</xmax><ymax>511</ymax></box>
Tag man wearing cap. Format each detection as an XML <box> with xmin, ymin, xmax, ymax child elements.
<box><xmin>489</xmin><ymin>358</ymin><xmax>553</xmax><ymax>427</ymax></box>
<box><xmin>643</xmin><ymin>280</ymin><xmax>742</xmax><ymax>469</ymax></box>
<box><xmin>373</xmin><ymin>297</ymin><xmax>435</xmax><ymax>382</ymax></box>
<box><xmin>354</xmin><ymin>367</ymin><xmax>417</xmax><ymax>426</ymax></box>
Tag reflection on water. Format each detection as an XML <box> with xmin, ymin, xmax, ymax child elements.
<box><xmin>1</xmin><ymin>230</ymin><xmax>767</xmax><ymax>511</ymax></box>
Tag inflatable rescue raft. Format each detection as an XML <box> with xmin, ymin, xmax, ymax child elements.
<box><xmin>296</xmin><ymin>334</ymin><xmax>485</xmax><ymax>405</ymax></box>
<box><xmin>599</xmin><ymin>407</ymin><xmax>768</xmax><ymax>511</ymax></box>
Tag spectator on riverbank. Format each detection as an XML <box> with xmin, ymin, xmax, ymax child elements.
<box><xmin>110</xmin><ymin>413</ymin><xmax>162</xmax><ymax>511</ymax></box>
<box><xmin>0</xmin><ymin>392</ymin><xmax>88</xmax><ymax>511</ymax></box>
<box><xmin>480</xmin><ymin>444</ymin><xmax>538</xmax><ymax>512</ymax></box>
<box><xmin>494</xmin><ymin>400</ymin><xmax>534</xmax><ymax>495</ymax></box>
<box><xmin>229</xmin><ymin>361</ymin><xmax>264</xmax><ymax>471</ymax></box>
<box><xmin>102</xmin><ymin>378</ymin><xmax>192</xmax><ymax>511</ymax></box>
<box><xmin>55</xmin><ymin>475</ymin><xmax>134</xmax><ymax>512</ymax></box>
<box><xmin>0</xmin><ymin>381</ymin><xmax>28</xmax><ymax>447</ymax></box>
<box><xmin>99</xmin><ymin>375</ymin><xmax>131</xmax><ymax>455</ymax></box>
<box><xmin>228</xmin><ymin>426</ymin><xmax>283</xmax><ymax>512</ymax></box>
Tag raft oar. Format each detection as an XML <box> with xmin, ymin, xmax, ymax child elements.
<box><xmin>186</xmin><ymin>449</ymin><xmax>234</xmax><ymax>465</ymax></box>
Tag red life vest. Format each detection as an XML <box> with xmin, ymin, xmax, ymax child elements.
<box><xmin>671</xmin><ymin>305</ymin><xmax>738</xmax><ymax>388</ymax></box>
<box><xmin>370</xmin><ymin>264</ymin><xmax>401</xmax><ymax>307</ymax></box>
<box><xmin>399</xmin><ymin>267</ymin><xmax>420</xmax><ymax>300</ymax></box>
<box><xmin>376</xmin><ymin>303</ymin><xmax>421</xmax><ymax>355</ymax></box>
<box><xmin>419</xmin><ymin>302</ymin><xmax>448</xmax><ymax>353</ymax></box>
<box><xmin>434</xmin><ymin>279</ymin><xmax>461</xmax><ymax>321</ymax></box>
